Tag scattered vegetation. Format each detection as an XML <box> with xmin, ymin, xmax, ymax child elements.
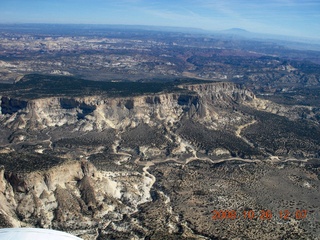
<box><xmin>242</xmin><ymin>108</ymin><xmax>320</xmax><ymax>158</ymax></box>
<box><xmin>121</xmin><ymin>123</ymin><xmax>168</xmax><ymax>149</ymax></box>
<box><xmin>0</xmin><ymin>152</ymin><xmax>65</xmax><ymax>173</ymax></box>
<box><xmin>177</xmin><ymin>120</ymin><xmax>262</xmax><ymax>158</ymax></box>
<box><xmin>0</xmin><ymin>74</ymin><xmax>211</xmax><ymax>99</ymax></box>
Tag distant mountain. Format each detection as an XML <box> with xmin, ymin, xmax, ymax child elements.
<box><xmin>215</xmin><ymin>28</ymin><xmax>320</xmax><ymax>50</ymax></box>
<box><xmin>218</xmin><ymin>28</ymin><xmax>252</xmax><ymax>38</ymax></box>
<box><xmin>223</xmin><ymin>28</ymin><xmax>249</xmax><ymax>33</ymax></box>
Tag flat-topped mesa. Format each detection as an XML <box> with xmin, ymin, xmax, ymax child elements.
<box><xmin>0</xmin><ymin>82</ymin><xmax>257</xmax><ymax>131</ymax></box>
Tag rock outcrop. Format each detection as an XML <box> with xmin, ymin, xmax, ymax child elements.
<box><xmin>0</xmin><ymin>159</ymin><xmax>156</xmax><ymax>239</ymax></box>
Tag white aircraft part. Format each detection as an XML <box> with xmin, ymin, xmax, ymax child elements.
<box><xmin>0</xmin><ymin>228</ymin><xmax>82</xmax><ymax>240</ymax></box>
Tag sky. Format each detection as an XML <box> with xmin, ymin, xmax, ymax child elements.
<box><xmin>0</xmin><ymin>0</ymin><xmax>320</xmax><ymax>39</ymax></box>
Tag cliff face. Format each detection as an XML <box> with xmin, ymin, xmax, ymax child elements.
<box><xmin>0</xmin><ymin>159</ymin><xmax>155</xmax><ymax>238</ymax></box>
<box><xmin>0</xmin><ymin>82</ymin><xmax>258</xmax><ymax>132</ymax></box>
<box><xmin>182</xmin><ymin>82</ymin><xmax>255</xmax><ymax>101</ymax></box>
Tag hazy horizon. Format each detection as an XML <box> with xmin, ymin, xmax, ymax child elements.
<box><xmin>1</xmin><ymin>0</ymin><xmax>320</xmax><ymax>39</ymax></box>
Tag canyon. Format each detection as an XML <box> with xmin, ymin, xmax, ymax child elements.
<box><xmin>0</xmin><ymin>78</ymin><xmax>319</xmax><ymax>239</ymax></box>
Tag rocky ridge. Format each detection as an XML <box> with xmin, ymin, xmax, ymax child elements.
<box><xmin>0</xmin><ymin>82</ymin><xmax>308</xmax><ymax>131</ymax></box>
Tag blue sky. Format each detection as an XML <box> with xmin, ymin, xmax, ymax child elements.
<box><xmin>0</xmin><ymin>0</ymin><xmax>319</xmax><ymax>39</ymax></box>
